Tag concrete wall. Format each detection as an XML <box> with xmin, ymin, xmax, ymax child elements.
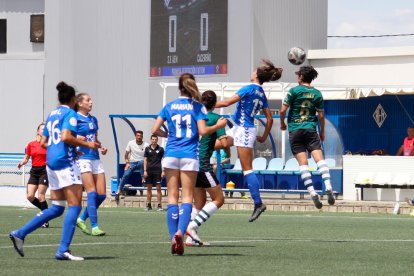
<box><xmin>0</xmin><ymin>0</ymin><xmax>44</xmax><ymax>153</ymax></box>
<box><xmin>253</xmin><ymin>0</ymin><xmax>328</xmax><ymax>82</ymax></box>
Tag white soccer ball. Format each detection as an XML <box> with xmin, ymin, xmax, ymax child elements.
<box><xmin>287</xmin><ymin>47</ymin><xmax>306</xmax><ymax>65</ymax></box>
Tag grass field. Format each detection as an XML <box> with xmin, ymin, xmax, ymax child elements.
<box><xmin>1</xmin><ymin>206</ymin><xmax>414</xmax><ymax>275</ymax></box>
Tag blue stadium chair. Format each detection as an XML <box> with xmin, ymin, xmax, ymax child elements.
<box><xmin>260</xmin><ymin>158</ymin><xmax>284</xmax><ymax>189</ymax></box>
<box><xmin>252</xmin><ymin>157</ymin><xmax>267</xmax><ymax>188</ymax></box>
<box><xmin>277</xmin><ymin>158</ymin><xmax>300</xmax><ymax>190</ymax></box>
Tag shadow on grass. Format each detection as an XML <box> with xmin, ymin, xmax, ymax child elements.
<box><xmin>84</xmin><ymin>256</ymin><xmax>118</xmax><ymax>260</ymax></box>
<box><xmin>185</xmin><ymin>253</ymin><xmax>244</xmax><ymax>257</ymax></box>
<box><xmin>206</xmin><ymin>245</ymin><xmax>255</xmax><ymax>248</ymax></box>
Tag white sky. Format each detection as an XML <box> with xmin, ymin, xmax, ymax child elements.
<box><xmin>328</xmin><ymin>0</ymin><xmax>414</xmax><ymax>48</ymax></box>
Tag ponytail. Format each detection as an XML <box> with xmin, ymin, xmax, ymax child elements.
<box><xmin>179</xmin><ymin>73</ymin><xmax>201</xmax><ymax>101</ymax></box>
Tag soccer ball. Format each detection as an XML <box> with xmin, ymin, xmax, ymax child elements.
<box><xmin>287</xmin><ymin>47</ymin><xmax>306</xmax><ymax>65</ymax></box>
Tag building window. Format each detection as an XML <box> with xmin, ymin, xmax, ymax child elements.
<box><xmin>0</xmin><ymin>19</ymin><xmax>6</xmax><ymax>53</ymax></box>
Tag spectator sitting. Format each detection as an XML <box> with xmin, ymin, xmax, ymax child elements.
<box><xmin>116</xmin><ymin>130</ymin><xmax>149</xmax><ymax>201</ymax></box>
<box><xmin>396</xmin><ymin>126</ymin><xmax>414</xmax><ymax>156</ymax></box>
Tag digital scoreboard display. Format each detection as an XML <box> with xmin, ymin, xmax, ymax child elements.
<box><xmin>150</xmin><ymin>0</ymin><xmax>228</xmax><ymax>77</ymax></box>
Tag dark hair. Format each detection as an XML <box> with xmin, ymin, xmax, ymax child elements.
<box><xmin>37</xmin><ymin>122</ymin><xmax>45</xmax><ymax>131</ymax></box>
<box><xmin>56</xmin><ymin>81</ymin><xmax>76</xmax><ymax>104</ymax></box>
<box><xmin>135</xmin><ymin>130</ymin><xmax>143</xmax><ymax>135</ymax></box>
<box><xmin>178</xmin><ymin>73</ymin><xmax>201</xmax><ymax>101</ymax></box>
<box><xmin>201</xmin><ymin>90</ymin><xmax>217</xmax><ymax>110</ymax></box>
<box><xmin>75</xmin><ymin>93</ymin><xmax>88</xmax><ymax>112</ymax></box>
<box><xmin>295</xmin><ymin>66</ymin><xmax>318</xmax><ymax>83</ymax></box>
<box><xmin>151</xmin><ymin>134</ymin><xmax>158</xmax><ymax>139</ymax></box>
<box><xmin>256</xmin><ymin>59</ymin><xmax>283</xmax><ymax>84</ymax></box>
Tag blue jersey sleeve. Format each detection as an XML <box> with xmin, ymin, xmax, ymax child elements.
<box><xmin>236</xmin><ymin>86</ymin><xmax>249</xmax><ymax>98</ymax></box>
<box><xmin>62</xmin><ymin>110</ymin><xmax>78</xmax><ymax>132</ymax></box>
<box><xmin>195</xmin><ymin>103</ymin><xmax>208</xmax><ymax>121</ymax></box>
<box><xmin>93</xmin><ymin>116</ymin><xmax>99</xmax><ymax>131</ymax></box>
<box><xmin>262</xmin><ymin>96</ymin><xmax>269</xmax><ymax>109</ymax></box>
<box><xmin>159</xmin><ymin>105</ymin><xmax>168</xmax><ymax>121</ymax></box>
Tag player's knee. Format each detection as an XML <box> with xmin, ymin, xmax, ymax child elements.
<box><xmin>26</xmin><ymin>194</ymin><xmax>35</xmax><ymax>202</ymax></box>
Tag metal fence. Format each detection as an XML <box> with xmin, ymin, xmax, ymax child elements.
<box><xmin>0</xmin><ymin>154</ymin><xmax>30</xmax><ymax>186</ymax></box>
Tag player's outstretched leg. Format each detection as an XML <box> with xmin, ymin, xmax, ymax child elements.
<box><xmin>9</xmin><ymin>203</ymin><xmax>66</xmax><ymax>257</ymax></box>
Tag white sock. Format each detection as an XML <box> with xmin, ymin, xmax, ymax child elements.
<box><xmin>317</xmin><ymin>160</ymin><xmax>332</xmax><ymax>191</ymax></box>
<box><xmin>191</xmin><ymin>202</ymin><xmax>218</xmax><ymax>229</ymax></box>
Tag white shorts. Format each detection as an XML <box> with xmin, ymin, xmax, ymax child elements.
<box><xmin>46</xmin><ymin>164</ymin><xmax>82</xmax><ymax>191</ymax></box>
<box><xmin>78</xmin><ymin>159</ymin><xmax>105</xmax><ymax>174</ymax></box>
<box><xmin>227</xmin><ymin>125</ymin><xmax>257</xmax><ymax>148</ymax></box>
<box><xmin>162</xmin><ymin>157</ymin><xmax>199</xmax><ymax>171</ymax></box>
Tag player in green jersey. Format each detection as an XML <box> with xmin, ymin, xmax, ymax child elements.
<box><xmin>280</xmin><ymin>66</ymin><xmax>335</xmax><ymax>209</ymax></box>
<box><xmin>186</xmin><ymin>90</ymin><xmax>230</xmax><ymax>246</ymax></box>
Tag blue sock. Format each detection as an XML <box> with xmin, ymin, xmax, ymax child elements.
<box><xmin>85</xmin><ymin>192</ymin><xmax>98</xmax><ymax>228</ymax></box>
<box><xmin>178</xmin><ymin>203</ymin><xmax>192</xmax><ymax>235</ymax></box>
<box><xmin>166</xmin><ymin>204</ymin><xmax>179</xmax><ymax>240</ymax></box>
<box><xmin>16</xmin><ymin>204</ymin><xmax>65</xmax><ymax>239</ymax></box>
<box><xmin>79</xmin><ymin>193</ymin><xmax>106</xmax><ymax>222</ymax></box>
<box><xmin>245</xmin><ymin>172</ymin><xmax>262</xmax><ymax>205</ymax></box>
<box><xmin>58</xmin><ymin>205</ymin><xmax>81</xmax><ymax>254</ymax></box>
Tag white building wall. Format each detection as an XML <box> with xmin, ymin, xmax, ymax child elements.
<box><xmin>253</xmin><ymin>0</ymin><xmax>328</xmax><ymax>82</ymax></box>
<box><xmin>309</xmin><ymin>47</ymin><xmax>414</xmax><ymax>86</ymax></box>
<box><xmin>0</xmin><ymin>0</ymin><xmax>44</xmax><ymax>153</ymax></box>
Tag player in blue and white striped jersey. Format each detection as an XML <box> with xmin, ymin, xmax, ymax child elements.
<box><xmin>216</xmin><ymin>59</ymin><xmax>282</xmax><ymax>222</ymax></box>
<box><xmin>152</xmin><ymin>73</ymin><xmax>227</xmax><ymax>256</ymax></box>
<box><xmin>9</xmin><ymin>82</ymin><xmax>100</xmax><ymax>261</ymax></box>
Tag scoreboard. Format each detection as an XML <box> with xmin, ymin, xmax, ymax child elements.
<box><xmin>150</xmin><ymin>0</ymin><xmax>228</xmax><ymax>77</ymax></box>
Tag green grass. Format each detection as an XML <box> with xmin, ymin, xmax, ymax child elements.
<box><xmin>1</xmin><ymin>207</ymin><xmax>414</xmax><ymax>275</ymax></box>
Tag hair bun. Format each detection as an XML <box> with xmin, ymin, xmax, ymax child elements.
<box><xmin>271</xmin><ymin>68</ymin><xmax>283</xmax><ymax>81</ymax></box>
<box><xmin>56</xmin><ymin>81</ymin><xmax>68</xmax><ymax>92</ymax></box>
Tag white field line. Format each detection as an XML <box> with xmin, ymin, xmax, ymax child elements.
<box><xmin>3</xmin><ymin>207</ymin><xmax>414</xmax><ymax>221</ymax></box>
<box><xmin>2</xmin><ymin>238</ymin><xmax>414</xmax><ymax>250</ymax></box>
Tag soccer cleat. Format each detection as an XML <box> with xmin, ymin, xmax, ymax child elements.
<box><xmin>145</xmin><ymin>204</ymin><xmax>152</xmax><ymax>211</ymax></box>
<box><xmin>174</xmin><ymin>234</ymin><xmax>184</xmax><ymax>256</ymax></box>
<box><xmin>76</xmin><ymin>219</ymin><xmax>90</xmax><ymax>235</ymax></box>
<box><xmin>55</xmin><ymin>250</ymin><xmax>84</xmax><ymax>261</ymax></box>
<box><xmin>157</xmin><ymin>204</ymin><xmax>163</xmax><ymax>212</ymax></box>
<box><xmin>186</xmin><ymin>226</ymin><xmax>202</xmax><ymax>245</ymax></box>
<box><xmin>91</xmin><ymin>227</ymin><xmax>106</xmax><ymax>236</ymax></box>
<box><xmin>326</xmin><ymin>190</ymin><xmax>335</xmax><ymax>205</ymax></box>
<box><xmin>9</xmin><ymin>231</ymin><xmax>24</xmax><ymax>257</ymax></box>
<box><xmin>312</xmin><ymin>194</ymin><xmax>323</xmax><ymax>209</ymax></box>
<box><xmin>249</xmin><ymin>203</ymin><xmax>267</xmax><ymax>222</ymax></box>
<box><xmin>185</xmin><ymin>236</ymin><xmax>210</xmax><ymax>247</ymax></box>
<box><xmin>171</xmin><ymin>237</ymin><xmax>177</xmax><ymax>255</ymax></box>
<box><xmin>41</xmin><ymin>222</ymin><xmax>49</xmax><ymax>228</ymax></box>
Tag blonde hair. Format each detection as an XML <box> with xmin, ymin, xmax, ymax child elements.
<box><xmin>179</xmin><ymin>73</ymin><xmax>201</xmax><ymax>102</ymax></box>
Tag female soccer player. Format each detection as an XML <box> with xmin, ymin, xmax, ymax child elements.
<box><xmin>10</xmin><ymin>82</ymin><xmax>100</xmax><ymax>261</ymax></box>
<box><xmin>151</xmin><ymin>73</ymin><xmax>227</xmax><ymax>255</ymax></box>
<box><xmin>75</xmin><ymin>93</ymin><xmax>108</xmax><ymax>236</ymax></box>
<box><xmin>185</xmin><ymin>90</ymin><xmax>230</xmax><ymax>246</ymax></box>
<box><xmin>215</xmin><ymin>59</ymin><xmax>282</xmax><ymax>222</ymax></box>
<box><xmin>280</xmin><ymin>66</ymin><xmax>335</xmax><ymax>209</ymax></box>
<box><xmin>18</xmin><ymin>122</ymin><xmax>50</xmax><ymax>228</ymax></box>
